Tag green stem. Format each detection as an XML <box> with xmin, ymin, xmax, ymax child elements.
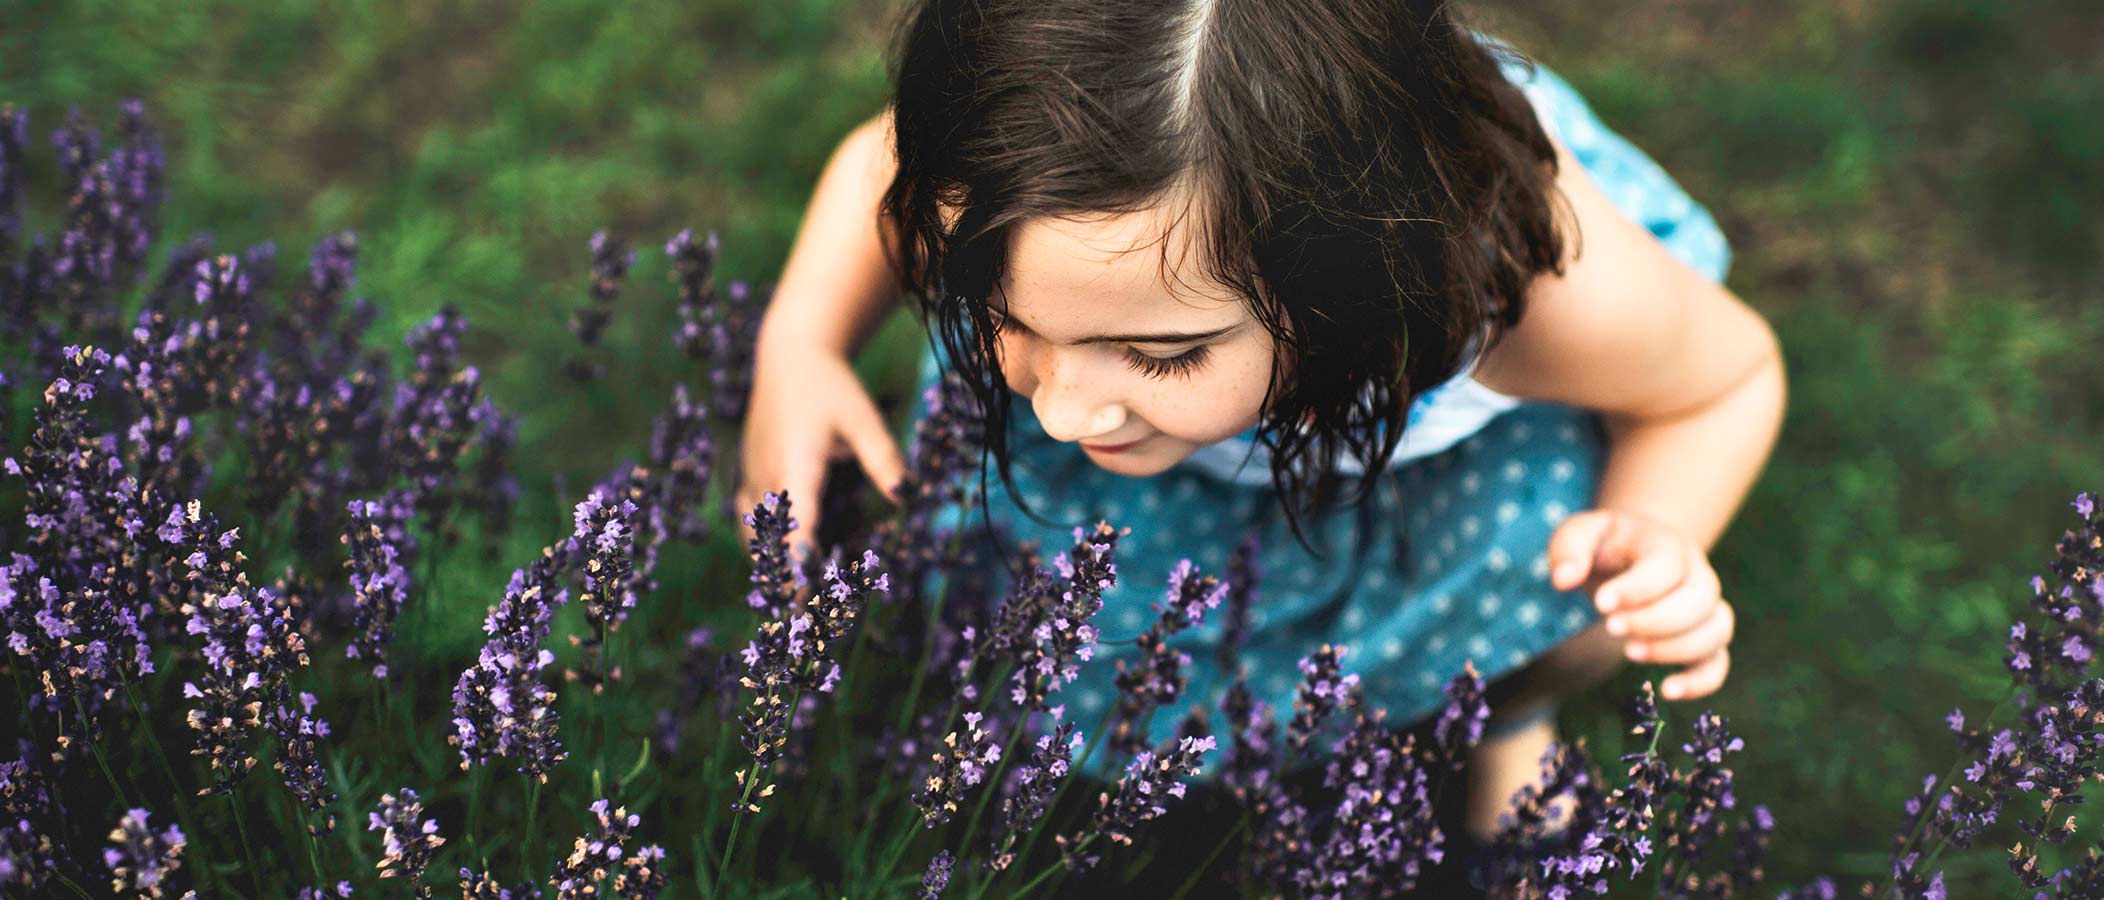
<box><xmin>524</xmin><ymin>778</ymin><xmax>544</xmax><ymax>877</ymax></box>
<box><xmin>72</xmin><ymin>698</ymin><xmax>129</xmax><ymax>808</ymax></box>
<box><xmin>120</xmin><ymin>677</ymin><xmax>212</xmax><ymax>892</ymax></box>
<box><xmin>1164</xmin><ymin>812</ymin><xmax>1250</xmax><ymax>900</ymax></box>
<box><xmin>466</xmin><ymin>767</ymin><xmax>486</xmax><ymax>860</ymax></box>
<box><xmin>715</xmin><ymin>762</ymin><xmax>763</xmax><ymax>892</ymax></box>
<box><xmin>1011</xmin><ymin>834</ymin><xmax>1096</xmax><ymax>900</ymax></box>
<box><xmin>230</xmin><ymin>788</ymin><xmax>266</xmax><ymax>900</ymax></box>
<box><xmin>302</xmin><ymin>819</ymin><xmax>326</xmax><ymax>886</ymax></box>
<box><xmin>867</xmin><ymin>821</ymin><xmax>922</xmax><ymax>900</ymax></box>
<box><xmin>52</xmin><ymin>871</ymin><xmax>97</xmax><ymax>900</ymax></box>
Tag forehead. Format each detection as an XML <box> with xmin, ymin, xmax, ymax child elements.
<box><xmin>1001</xmin><ymin>199</ymin><xmax>1242</xmax><ymax>330</ymax></box>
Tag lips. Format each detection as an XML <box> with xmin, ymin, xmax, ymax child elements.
<box><xmin>1080</xmin><ymin>437</ymin><xmax>1145</xmax><ymax>454</ymax></box>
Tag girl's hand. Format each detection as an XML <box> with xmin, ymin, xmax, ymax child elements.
<box><xmin>736</xmin><ymin>335</ymin><xmax>906</xmax><ymax>555</ymax></box>
<box><xmin>1546</xmin><ymin>509</ymin><xmax>1734</xmax><ymax>701</ymax></box>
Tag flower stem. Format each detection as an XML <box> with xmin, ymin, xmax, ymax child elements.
<box><xmin>1164</xmin><ymin>811</ymin><xmax>1249</xmax><ymax>900</ymax></box>
<box><xmin>230</xmin><ymin>787</ymin><xmax>266</xmax><ymax>900</ymax></box>
<box><xmin>524</xmin><ymin>778</ymin><xmax>543</xmax><ymax>876</ymax></box>
<box><xmin>52</xmin><ymin>871</ymin><xmax>96</xmax><ymax>900</ymax></box>
<box><xmin>71</xmin><ymin>698</ymin><xmax>130</xmax><ymax>808</ymax></box>
<box><xmin>302</xmin><ymin>817</ymin><xmax>326</xmax><ymax>885</ymax></box>
<box><xmin>1011</xmin><ymin>833</ymin><xmax>1097</xmax><ymax>900</ymax></box>
<box><xmin>715</xmin><ymin>762</ymin><xmax>763</xmax><ymax>892</ymax></box>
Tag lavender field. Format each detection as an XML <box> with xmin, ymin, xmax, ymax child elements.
<box><xmin>3</xmin><ymin>0</ymin><xmax>2103</xmax><ymax>897</ymax></box>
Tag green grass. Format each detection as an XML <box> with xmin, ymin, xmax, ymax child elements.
<box><xmin>5</xmin><ymin>0</ymin><xmax>2103</xmax><ymax>893</ymax></box>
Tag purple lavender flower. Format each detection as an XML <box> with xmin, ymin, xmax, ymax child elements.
<box><xmin>743</xmin><ymin>491</ymin><xmax>803</xmax><ymax>615</ymax></box>
<box><xmin>459</xmin><ymin>868</ymin><xmax>536</xmax><ymax>899</ymax></box>
<box><xmin>269</xmin><ymin>691</ymin><xmax>338</xmax><ymax>834</ymax></box>
<box><xmin>665</xmin><ymin>228</ymin><xmax>721</xmax><ymax>363</ymax></box>
<box><xmin>734</xmin><ymin>542</ymin><xmax>889</xmax><ymax>792</ymax></box>
<box><xmin>1108</xmin><ymin>559</ymin><xmax>1224</xmax><ymax>756</ymax></box>
<box><xmin>1218</xmin><ymin>676</ymin><xmax>1280</xmax><ymax>802</ymax></box>
<box><xmin>1009</xmin><ymin>524</ymin><xmax>1122</xmax><ymax>712</ymax></box>
<box><xmin>920</xmin><ymin>849</ymin><xmax>955</xmax><ymax>899</ymax></box>
<box><xmin>171</xmin><ymin>499</ymin><xmax>312</xmax><ymax>793</ymax></box>
<box><xmin>913</xmin><ymin>711</ymin><xmax>1006</xmax><ymax>827</ymax></box>
<box><xmin>388</xmin><ymin>306</ymin><xmax>482</xmax><ymax>522</ymax></box>
<box><xmin>344</xmin><ymin>492</ymin><xmax>414</xmax><ymax>678</ymax></box>
<box><xmin>451</xmin><ymin>544</ymin><xmax>572</xmax><ymax>781</ymax></box>
<box><xmin>572</xmin><ymin>488</ymin><xmax>639</xmax><ymax>632</ymax></box>
<box><xmin>615</xmin><ymin>845</ymin><xmax>667</xmax><ymax>900</ymax></box>
<box><xmin>655</xmin><ymin>626</ymin><xmax>718</xmax><ymax>755</ymax></box>
<box><xmin>551</xmin><ymin>799</ymin><xmax>637</xmax><ymax>900</ymax></box>
<box><xmin>187</xmin><ymin>254</ymin><xmax>258</xmax><ymax>401</ymax></box>
<box><xmin>467</xmin><ymin>398</ymin><xmax>521</xmax><ymax>541</ymax></box>
<box><xmin>1286</xmin><ymin>644</ymin><xmax>1358</xmax><ymax>755</ymax></box>
<box><xmin>105</xmin><ymin>807</ymin><xmax>185</xmax><ymax>898</ymax></box>
<box><xmin>1056</xmin><ymin>733</ymin><xmax>1215</xmax><ymax>872</ymax></box>
<box><xmin>1432</xmin><ymin>662</ymin><xmax>1490</xmax><ymax>768</ymax></box>
<box><xmin>665</xmin><ymin>230</ymin><xmax>766</xmax><ymax>419</ymax></box>
<box><xmin>372</xmin><ymin>789</ymin><xmax>444</xmax><ymax>896</ymax></box>
<box><xmin>570</xmin><ymin>230</ymin><xmax>633</xmax><ymax>349</ymax></box>
<box><xmin>1298</xmin><ymin>704</ymin><xmax>1442</xmax><ymax>898</ymax></box>
<box><xmin>297</xmin><ymin>882</ymin><xmax>352</xmax><ymax>900</ymax></box>
<box><xmin>881</xmin><ymin>373</ymin><xmax>985</xmax><ymax>602</ymax></box>
<box><xmin>1215</xmin><ymin>533</ymin><xmax>1260</xmax><ymax>674</ymax></box>
<box><xmin>646</xmin><ymin>383</ymin><xmax>713</xmax><ymax>543</ymax></box>
<box><xmin>987</xmin><ymin>719</ymin><xmax>1081</xmax><ymax>872</ymax></box>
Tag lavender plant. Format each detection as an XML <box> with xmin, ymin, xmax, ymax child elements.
<box><xmin>6</xmin><ymin>93</ymin><xmax>2097</xmax><ymax>900</ymax></box>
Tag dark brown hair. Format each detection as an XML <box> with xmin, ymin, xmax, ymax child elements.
<box><xmin>879</xmin><ymin>0</ymin><xmax>1571</xmax><ymax>543</ymax></box>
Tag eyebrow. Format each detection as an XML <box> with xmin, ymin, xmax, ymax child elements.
<box><xmin>1068</xmin><ymin>323</ymin><xmax>1240</xmax><ymax>345</ymax></box>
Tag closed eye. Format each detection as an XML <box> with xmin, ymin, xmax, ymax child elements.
<box><xmin>1123</xmin><ymin>344</ymin><xmax>1211</xmax><ymax>380</ymax></box>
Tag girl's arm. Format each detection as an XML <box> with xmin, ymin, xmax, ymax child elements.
<box><xmin>757</xmin><ymin>111</ymin><xmax>906</xmax><ymax>358</ymax></box>
<box><xmin>738</xmin><ymin>111</ymin><xmax>912</xmax><ymax>543</ymax></box>
<box><xmin>1471</xmin><ymin>134</ymin><xmax>1787</xmax><ymax>554</ymax></box>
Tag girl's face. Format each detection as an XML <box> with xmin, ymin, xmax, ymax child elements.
<box><xmin>993</xmin><ymin>200</ymin><xmax>1276</xmax><ymax>477</ymax></box>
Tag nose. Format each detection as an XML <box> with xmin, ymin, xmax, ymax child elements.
<box><xmin>1026</xmin><ymin>349</ymin><xmax>1128</xmax><ymax>443</ymax></box>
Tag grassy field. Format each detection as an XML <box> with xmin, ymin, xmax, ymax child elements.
<box><xmin>5</xmin><ymin>0</ymin><xmax>2102</xmax><ymax>892</ymax></box>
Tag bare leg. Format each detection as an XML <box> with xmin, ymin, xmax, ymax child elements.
<box><xmin>1464</xmin><ymin>622</ymin><xmax>1625</xmax><ymax>839</ymax></box>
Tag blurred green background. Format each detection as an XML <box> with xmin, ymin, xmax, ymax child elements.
<box><xmin>4</xmin><ymin>0</ymin><xmax>2101</xmax><ymax>891</ymax></box>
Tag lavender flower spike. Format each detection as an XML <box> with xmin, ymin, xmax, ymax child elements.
<box><xmin>552</xmin><ymin>799</ymin><xmax>638</xmax><ymax>900</ymax></box>
<box><xmin>370</xmin><ymin>788</ymin><xmax>445</xmax><ymax>896</ymax></box>
<box><xmin>743</xmin><ymin>491</ymin><xmax>802</xmax><ymax>615</ymax></box>
<box><xmin>106</xmin><ymin>808</ymin><xmax>186</xmax><ymax>898</ymax></box>
<box><xmin>343</xmin><ymin>492</ymin><xmax>414</xmax><ymax>679</ymax></box>
<box><xmin>920</xmin><ymin>849</ymin><xmax>955</xmax><ymax>899</ymax></box>
<box><xmin>572</xmin><ymin>488</ymin><xmax>639</xmax><ymax>631</ymax></box>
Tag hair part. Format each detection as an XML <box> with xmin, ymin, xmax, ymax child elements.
<box><xmin>880</xmin><ymin>0</ymin><xmax>1571</xmax><ymax>548</ymax></box>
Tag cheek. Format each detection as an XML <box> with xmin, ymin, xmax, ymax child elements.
<box><xmin>1133</xmin><ymin>342</ymin><xmax>1272</xmax><ymax>443</ymax></box>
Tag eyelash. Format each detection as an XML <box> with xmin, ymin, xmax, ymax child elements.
<box><xmin>1123</xmin><ymin>344</ymin><xmax>1211</xmax><ymax>380</ymax></box>
<box><xmin>990</xmin><ymin>308</ymin><xmax>1212</xmax><ymax>379</ymax></box>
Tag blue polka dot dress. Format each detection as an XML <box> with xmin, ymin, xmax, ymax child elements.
<box><xmin>912</xmin><ymin>43</ymin><xmax>1733</xmax><ymax>780</ymax></box>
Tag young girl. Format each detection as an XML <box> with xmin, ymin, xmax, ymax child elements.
<box><xmin>739</xmin><ymin>0</ymin><xmax>1785</xmax><ymax>854</ymax></box>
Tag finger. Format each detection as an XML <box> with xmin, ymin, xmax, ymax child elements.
<box><xmin>839</xmin><ymin>392</ymin><xmax>909</xmax><ymax>503</ymax></box>
<box><xmin>1662</xmin><ymin>649</ymin><xmax>1731</xmax><ymax>701</ymax></box>
<box><xmin>1604</xmin><ymin>579</ymin><xmax>1716</xmax><ymax>639</ymax></box>
<box><xmin>1594</xmin><ymin>536</ymin><xmax>1692</xmax><ymax>615</ymax></box>
<box><xmin>1545</xmin><ymin>510</ymin><xmax>1620</xmax><ymax>591</ymax></box>
<box><xmin>1625</xmin><ymin>601</ymin><xmax>1734</xmax><ymax>666</ymax></box>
